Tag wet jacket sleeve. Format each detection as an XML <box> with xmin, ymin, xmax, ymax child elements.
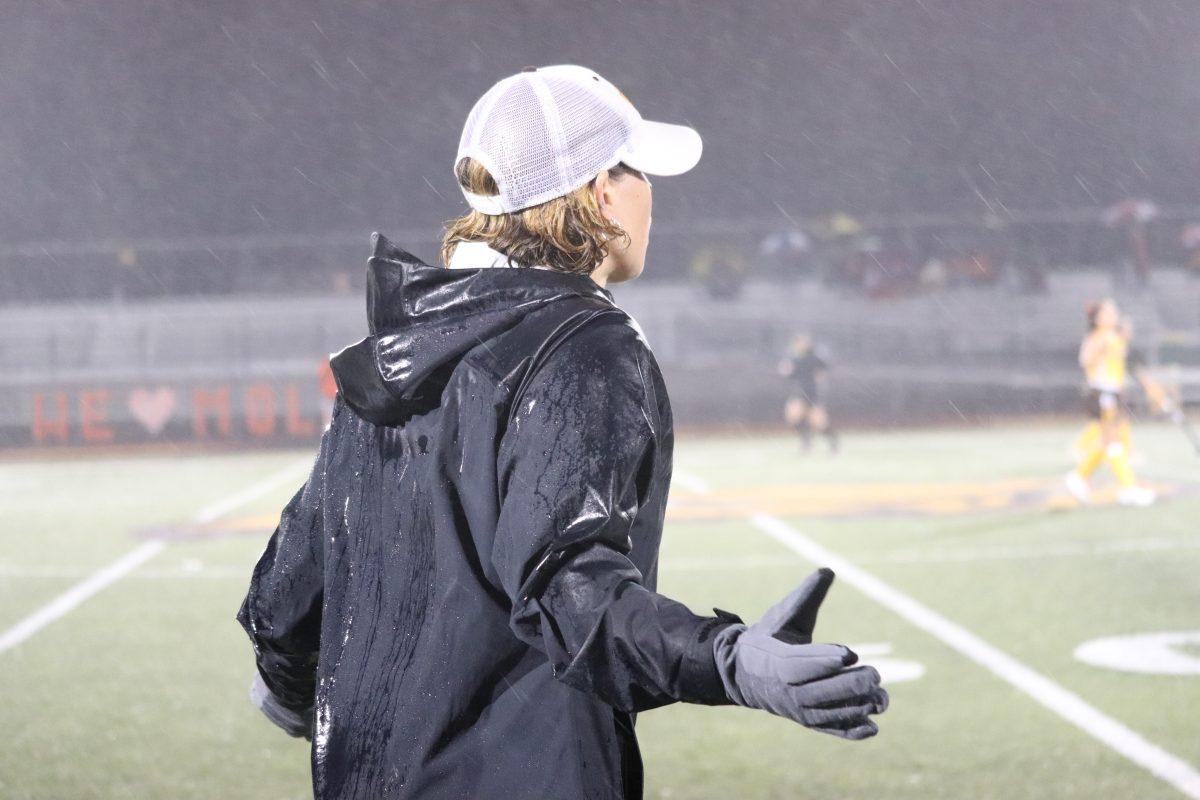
<box><xmin>493</xmin><ymin>329</ymin><xmax>734</xmax><ymax>712</ymax></box>
<box><xmin>236</xmin><ymin>410</ymin><xmax>334</xmax><ymax>719</ymax></box>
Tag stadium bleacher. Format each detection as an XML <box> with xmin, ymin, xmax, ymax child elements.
<box><xmin>5</xmin><ymin>268</ymin><xmax>1199</xmax><ymax>444</ymax></box>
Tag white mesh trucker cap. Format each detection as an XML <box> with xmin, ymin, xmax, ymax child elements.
<box><xmin>455</xmin><ymin>65</ymin><xmax>702</xmax><ymax>215</ymax></box>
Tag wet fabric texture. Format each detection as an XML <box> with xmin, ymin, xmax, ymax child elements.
<box><xmin>238</xmin><ymin>233</ymin><xmax>736</xmax><ymax>800</ymax></box>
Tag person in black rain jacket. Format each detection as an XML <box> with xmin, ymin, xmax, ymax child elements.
<box><xmin>238</xmin><ymin>65</ymin><xmax>887</xmax><ymax>800</ymax></box>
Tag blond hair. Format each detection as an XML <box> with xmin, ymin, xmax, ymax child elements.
<box><xmin>441</xmin><ymin>158</ymin><xmax>635</xmax><ymax>275</ymax></box>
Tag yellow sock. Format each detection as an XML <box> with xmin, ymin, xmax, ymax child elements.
<box><xmin>1106</xmin><ymin>442</ymin><xmax>1136</xmax><ymax>487</ymax></box>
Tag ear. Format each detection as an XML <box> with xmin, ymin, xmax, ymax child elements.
<box><xmin>591</xmin><ymin>169</ymin><xmax>615</xmax><ymax>214</ymax></box>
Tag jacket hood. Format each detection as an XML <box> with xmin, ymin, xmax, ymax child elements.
<box><xmin>331</xmin><ymin>232</ymin><xmax>615</xmax><ymax>425</ymax></box>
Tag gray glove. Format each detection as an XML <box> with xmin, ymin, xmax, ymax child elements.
<box><xmin>713</xmin><ymin>568</ymin><xmax>887</xmax><ymax>739</ymax></box>
<box><xmin>249</xmin><ymin>673</ymin><xmax>313</xmax><ymax>740</ymax></box>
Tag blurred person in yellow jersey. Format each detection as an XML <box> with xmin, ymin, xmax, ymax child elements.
<box><xmin>1065</xmin><ymin>299</ymin><xmax>1157</xmax><ymax>506</ymax></box>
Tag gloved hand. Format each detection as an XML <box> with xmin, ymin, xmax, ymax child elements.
<box><xmin>249</xmin><ymin>673</ymin><xmax>313</xmax><ymax>740</ymax></box>
<box><xmin>713</xmin><ymin>568</ymin><xmax>887</xmax><ymax>739</ymax></box>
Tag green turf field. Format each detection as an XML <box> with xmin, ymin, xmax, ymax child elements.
<box><xmin>2</xmin><ymin>422</ymin><xmax>1199</xmax><ymax>799</ymax></box>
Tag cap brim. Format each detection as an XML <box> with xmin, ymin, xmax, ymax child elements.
<box><xmin>621</xmin><ymin>119</ymin><xmax>702</xmax><ymax>177</ymax></box>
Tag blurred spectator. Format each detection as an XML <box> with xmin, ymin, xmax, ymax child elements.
<box><xmin>690</xmin><ymin>245</ymin><xmax>748</xmax><ymax>299</ymax></box>
<box><xmin>759</xmin><ymin>228</ymin><xmax>812</xmax><ymax>276</ymax></box>
<box><xmin>857</xmin><ymin>235</ymin><xmax>919</xmax><ymax>299</ymax></box>
<box><xmin>1105</xmin><ymin>199</ymin><xmax>1157</xmax><ymax>287</ymax></box>
<box><xmin>1181</xmin><ymin>223</ymin><xmax>1200</xmax><ymax>278</ymax></box>
<box><xmin>919</xmin><ymin>257</ymin><xmax>948</xmax><ymax>291</ymax></box>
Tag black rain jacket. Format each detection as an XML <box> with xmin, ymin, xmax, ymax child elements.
<box><xmin>238</xmin><ymin>234</ymin><xmax>735</xmax><ymax>800</ymax></box>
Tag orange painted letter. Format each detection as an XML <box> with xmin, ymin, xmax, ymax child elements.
<box><xmin>192</xmin><ymin>387</ymin><xmax>232</xmax><ymax>439</ymax></box>
<box><xmin>284</xmin><ymin>385</ymin><xmax>316</xmax><ymax>437</ymax></box>
<box><xmin>79</xmin><ymin>389</ymin><xmax>115</xmax><ymax>443</ymax></box>
<box><xmin>244</xmin><ymin>384</ymin><xmax>277</xmax><ymax>438</ymax></box>
<box><xmin>32</xmin><ymin>392</ymin><xmax>70</xmax><ymax>443</ymax></box>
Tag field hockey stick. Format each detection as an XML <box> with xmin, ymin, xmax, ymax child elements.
<box><xmin>1137</xmin><ymin>371</ymin><xmax>1200</xmax><ymax>455</ymax></box>
<box><xmin>1163</xmin><ymin>401</ymin><xmax>1200</xmax><ymax>455</ymax></box>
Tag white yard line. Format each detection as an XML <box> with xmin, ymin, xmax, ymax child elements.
<box><xmin>0</xmin><ymin>564</ymin><xmax>250</xmax><ymax>580</ymax></box>
<box><xmin>0</xmin><ymin>540</ymin><xmax>167</xmax><ymax>654</ymax></box>
<box><xmin>0</xmin><ymin>554</ymin><xmax>807</xmax><ymax>580</ymax></box>
<box><xmin>0</xmin><ymin>457</ymin><xmax>311</xmax><ymax>655</ymax></box>
<box><xmin>190</xmin><ymin>460</ymin><xmax>312</xmax><ymax>524</ymax></box>
<box><xmin>669</xmin><ymin>469</ymin><xmax>1200</xmax><ymax>799</ymax></box>
<box><xmin>749</xmin><ymin>513</ymin><xmax>1200</xmax><ymax>800</ymax></box>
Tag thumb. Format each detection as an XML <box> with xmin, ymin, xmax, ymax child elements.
<box><xmin>758</xmin><ymin>568</ymin><xmax>835</xmax><ymax>644</ymax></box>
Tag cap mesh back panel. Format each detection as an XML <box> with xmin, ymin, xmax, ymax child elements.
<box><xmin>546</xmin><ymin>75</ymin><xmax>632</xmax><ymax>185</ymax></box>
<box><xmin>459</xmin><ymin>72</ymin><xmax>633</xmax><ymax>211</ymax></box>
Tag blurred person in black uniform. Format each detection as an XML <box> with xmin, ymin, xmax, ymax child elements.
<box><xmin>237</xmin><ymin>66</ymin><xmax>885</xmax><ymax>800</ymax></box>
<box><xmin>780</xmin><ymin>334</ymin><xmax>838</xmax><ymax>453</ymax></box>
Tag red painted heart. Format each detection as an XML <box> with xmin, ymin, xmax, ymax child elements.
<box><xmin>127</xmin><ymin>387</ymin><xmax>176</xmax><ymax>435</ymax></box>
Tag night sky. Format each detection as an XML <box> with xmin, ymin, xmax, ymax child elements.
<box><xmin>2</xmin><ymin>1</ymin><xmax>1197</xmax><ymax>248</ymax></box>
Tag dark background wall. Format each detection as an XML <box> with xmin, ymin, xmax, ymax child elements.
<box><xmin>2</xmin><ymin>0</ymin><xmax>1198</xmax><ymax>252</ymax></box>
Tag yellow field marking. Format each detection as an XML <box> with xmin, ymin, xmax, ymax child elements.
<box><xmin>666</xmin><ymin>477</ymin><xmax>1187</xmax><ymax>520</ymax></box>
<box><xmin>211</xmin><ymin>512</ymin><xmax>280</xmax><ymax>531</ymax></box>
<box><xmin>146</xmin><ymin>476</ymin><xmax>1192</xmax><ymax>537</ymax></box>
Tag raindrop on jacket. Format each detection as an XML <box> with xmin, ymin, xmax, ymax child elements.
<box><xmin>238</xmin><ymin>233</ymin><xmax>736</xmax><ymax>800</ymax></box>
